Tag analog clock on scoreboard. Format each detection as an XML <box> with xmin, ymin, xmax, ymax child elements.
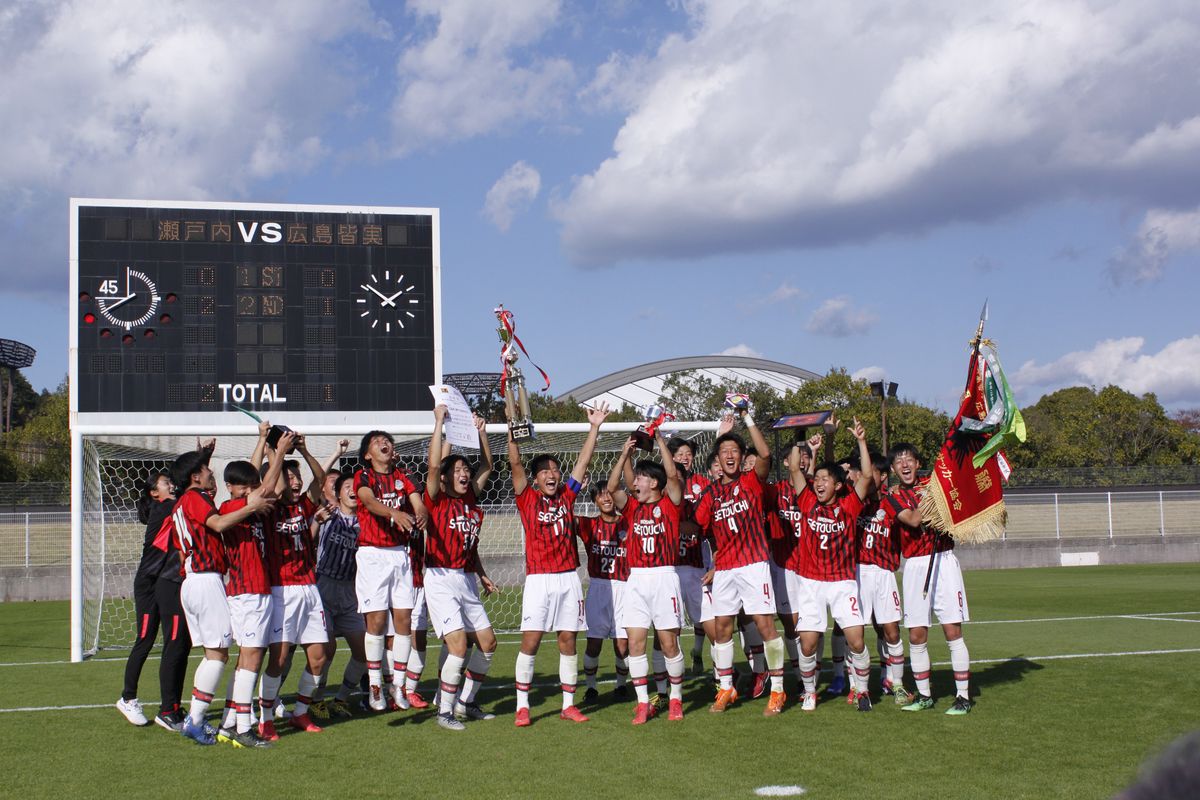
<box><xmin>70</xmin><ymin>199</ymin><xmax>441</xmax><ymax>426</ymax></box>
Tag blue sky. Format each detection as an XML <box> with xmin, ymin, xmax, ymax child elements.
<box><xmin>2</xmin><ymin>0</ymin><xmax>1199</xmax><ymax>413</ymax></box>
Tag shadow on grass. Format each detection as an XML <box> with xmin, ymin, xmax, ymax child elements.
<box><xmin>928</xmin><ymin>656</ymin><xmax>1045</xmax><ymax>699</ymax></box>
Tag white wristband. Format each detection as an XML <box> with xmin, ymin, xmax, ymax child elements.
<box><xmin>743</xmin><ymin>413</ymin><xmax>757</xmax><ymax>428</ymax></box>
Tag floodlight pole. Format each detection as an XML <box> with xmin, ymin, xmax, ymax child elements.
<box><xmin>871</xmin><ymin>380</ymin><xmax>899</xmax><ymax>455</ymax></box>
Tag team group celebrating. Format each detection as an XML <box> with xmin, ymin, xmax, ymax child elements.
<box><xmin>117</xmin><ymin>398</ymin><xmax>974</xmax><ymax>748</ymax></box>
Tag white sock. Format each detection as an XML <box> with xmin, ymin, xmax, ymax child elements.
<box><xmin>614</xmin><ymin>655</ymin><xmax>628</xmax><ymax>687</ymax></box>
<box><xmin>188</xmin><ymin>657</ymin><xmax>225</xmax><ymax>726</ymax></box>
<box><xmin>438</xmin><ymin>654</ymin><xmax>465</xmax><ymax>715</ymax></box>
<box><xmin>460</xmin><ymin>648</ymin><xmax>494</xmax><ymax>705</ymax></box>
<box><xmin>232</xmin><ymin>668</ymin><xmax>257</xmax><ymax>734</ymax></box>
<box><xmin>849</xmin><ymin>648</ymin><xmax>871</xmax><ymax>693</ymax></box>
<box><xmin>885</xmin><ymin>640</ymin><xmax>905</xmax><ymax>687</ymax></box>
<box><xmin>258</xmin><ymin>673</ymin><xmax>281</xmax><ymax>723</ymax></box>
<box><xmin>764</xmin><ymin>636</ymin><xmax>785</xmax><ymax>694</ymax></box>
<box><xmin>559</xmin><ymin>654</ymin><xmax>578</xmax><ymax>710</ymax></box>
<box><xmin>948</xmin><ymin>637</ymin><xmax>970</xmax><ymax>699</ymax></box>
<box><xmin>293</xmin><ymin>669</ymin><xmax>318</xmax><ymax>716</ymax></box>
<box><xmin>337</xmin><ymin>659</ymin><xmax>365</xmax><ymax>702</ymax></box>
<box><xmin>220</xmin><ymin>669</ymin><xmax>237</xmax><ymax>729</ymax></box>
<box><xmin>628</xmin><ymin>654</ymin><xmax>650</xmax><ymax>704</ymax></box>
<box><xmin>392</xmin><ymin>635</ymin><xmax>412</xmax><ymax>681</ymax></box>
<box><xmin>515</xmin><ymin>651</ymin><xmax>536</xmax><ymax>711</ymax></box>
<box><xmin>665</xmin><ymin>652</ymin><xmax>685</xmax><ymax>701</ymax></box>
<box><xmin>910</xmin><ymin>641</ymin><xmax>931</xmax><ymax>697</ymax></box>
<box><xmin>583</xmin><ymin>653</ymin><xmax>599</xmax><ymax>690</ymax></box>
<box><xmin>652</xmin><ymin>648</ymin><xmax>667</xmax><ymax>694</ymax></box>
<box><xmin>799</xmin><ymin>649</ymin><xmax>818</xmax><ymax>695</ymax></box>
<box><xmin>364</xmin><ymin>633</ymin><xmax>385</xmax><ymax>690</ymax></box>
<box><xmin>405</xmin><ymin>648</ymin><xmax>426</xmax><ymax>694</ymax></box>
<box><xmin>712</xmin><ymin>639</ymin><xmax>735</xmax><ymax>690</ymax></box>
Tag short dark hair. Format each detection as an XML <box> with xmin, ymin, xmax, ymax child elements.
<box><xmin>440</xmin><ymin>454</ymin><xmax>475</xmax><ymax>481</ymax></box>
<box><xmin>170</xmin><ymin>449</ymin><xmax>210</xmax><ymax>492</ymax></box>
<box><xmin>528</xmin><ymin>454</ymin><xmax>561</xmax><ymax>477</ymax></box>
<box><xmin>359</xmin><ymin>430</ymin><xmax>394</xmax><ymax>463</ymax></box>
<box><xmin>588</xmin><ymin>482</ymin><xmax>611</xmax><ymax>503</ymax></box>
<box><xmin>633</xmin><ymin>459</ymin><xmax>667</xmax><ymax>491</ymax></box>
<box><xmin>334</xmin><ymin>472</ymin><xmax>354</xmax><ymax>500</ymax></box>
<box><xmin>889</xmin><ymin>442</ymin><xmax>921</xmax><ymax>465</ymax></box>
<box><xmin>135</xmin><ymin>471</ymin><xmax>172</xmax><ymax>524</ymax></box>
<box><xmin>870</xmin><ymin>452</ymin><xmax>890</xmax><ymax>473</ymax></box>
<box><xmin>813</xmin><ymin>461</ymin><xmax>846</xmax><ymax>484</ymax></box>
<box><xmin>224</xmin><ymin>460</ymin><xmax>260</xmax><ymax>487</ymax></box>
<box><xmin>713</xmin><ymin>433</ymin><xmax>746</xmax><ymax>455</ymax></box>
<box><xmin>707</xmin><ymin>450</ymin><xmax>720</xmax><ymax>467</ymax></box>
<box><xmin>666</xmin><ymin>436</ymin><xmax>693</xmax><ymax>457</ymax></box>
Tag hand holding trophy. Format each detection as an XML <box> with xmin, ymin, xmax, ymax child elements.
<box><xmin>631</xmin><ymin>403</ymin><xmax>676</xmax><ymax>451</ymax></box>
<box><xmin>495</xmin><ymin>305</ymin><xmax>549</xmax><ymax>442</ymax></box>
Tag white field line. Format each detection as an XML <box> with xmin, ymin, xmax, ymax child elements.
<box><xmin>2</xmin><ymin>647</ymin><xmax>1199</xmax><ymax>714</ymax></box>
<box><xmin>4</xmin><ymin>610</ymin><xmax>1198</xmax><ymax>669</ymax></box>
<box><xmin>1122</xmin><ymin>615</ymin><xmax>1200</xmax><ymax>624</ymax></box>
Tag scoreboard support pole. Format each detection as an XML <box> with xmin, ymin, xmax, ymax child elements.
<box><xmin>70</xmin><ymin>427</ymin><xmax>84</xmax><ymax>663</ymax></box>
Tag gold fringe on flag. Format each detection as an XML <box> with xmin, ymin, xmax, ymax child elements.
<box><xmin>918</xmin><ymin>479</ymin><xmax>1008</xmax><ymax>544</ymax></box>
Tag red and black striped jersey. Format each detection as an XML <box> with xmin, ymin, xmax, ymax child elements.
<box><xmin>762</xmin><ymin>481</ymin><xmax>791</xmax><ymax>566</ymax></box>
<box><xmin>423</xmin><ymin>488</ymin><xmax>484</xmax><ymax>571</ymax></box>
<box><xmin>172</xmin><ymin>489</ymin><xmax>224</xmax><ymax>575</ymax></box>
<box><xmin>219</xmin><ymin>497</ymin><xmax>270</xmax><ymax>595</ymax></box>
<box><xmin>577</xmin><ymin>515</ymin><xmax>629</xmax><ymax>581</ymax></box>
<box><xmin>409</xmin><ymin>528</ymin><xmax>425</xmax><ymax>589</ymax></box>
<box><xmin>354</xmin><ymin>467</ymin><xmax>418</xmax><ymax>548</ymax></box>
<box><xmin>889</xmin><ymin>480</ymin><xmax>953</xmax><ymax>558</ymax></box>
<box><xmin>516</xmin><ymin>484</ymin><xmax>579</xmax><ymax>574</ymax></box>
<box><xmin>693</xmin><ymin>470</ymin><xmax>770</xmax><ymax>571</ymax></box>
<box><xmin>675</xmin><ymin>473</ymin><xmax>710</xmax><ymax>568</ymax></box>
<box><xmin>621</xmin><ymin>494</ymin><xmax>682</xmax><ymax>570</ymax></box>
<box><xmin>266</xmin><ymin>496</ymin><xmax>318</xmax><ymax>586</ymax></box>
<box><xmin>856</xmin><ymin>496</ymin><xmax>901</xmax><ymax>571</ymax></box>
<box><xmin>773</xmin><ymin>480</ymin><xmax>806</xmax><ymax>573</ymax></box>
<box><xmin>795</xmin><ymin>485</ymin><xmax>864</xmax><ymax>582</ymax></box>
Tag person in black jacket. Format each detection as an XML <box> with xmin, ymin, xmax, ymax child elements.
<box><xmin>116</xmin><ymin>465</ymin><xmax>195</xmax><ymax>731</ymax></box>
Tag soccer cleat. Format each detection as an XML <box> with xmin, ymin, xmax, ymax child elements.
<box><xmin>392</xmin><ymin>685</ymin><xmax>410</xmax><ymax>711</ymax></box>
<box><xmin>583</xmin><ymin>687</ymin><xmax>600</xmax><ymax>704</ymax></box>
<box><xmin>273</xmin><ymin>700</ymin><xmax>291</xmax><ymax>721</ymax></box>
<box><xmin>231</xmin><ymin>729</ymin><xmax>272</xmax><ymax>749</ymax></box>
<box><xmin>902</xmin><ymin>694</ymin><xmax>935</xmax><ymax>712</ymax></box>
<box><xmin>613</xmin><ymin>685</ymin><xmax>630</xmax><ymax>701</ymax></box>
<box><xmin>455</xmin><ymin>701</ymin><xmax>496</xmax><ymax>721</ymax></box>
<box><xmin>514</xmin><ymin>707</ymin><xmax>531</xmax><ymax>728</ymax></box>
<box><xmin>200</xmin><ymin>720</ymin><xmax>220</xmax><ymax>738</ymax></box>
<box><xmin>800</xmin><ymin>692</ymin><xmax>817</xmax><ymax>712</ymax></box>
<box><xmin>825</xmin><ymin>674</ymin><xmax>847</xmax><ymax>696</ymax></box>
<box><xmin>668</xmin><ymin>698</ymin><xmax>684</xmax><ymax>721</ymax></box>
<box><xmin>709</xmin><ymin>686</ymin><xmax>738</xmax><ymax>713</ymax></box>
<box><xmin>288</xmin><ymin>713</ymin><xmax>323</xmax><ymax>733</ymax></box>
<box><xmin>764</xmin><ymin>691</ymin><xmax>786</xmax><ymax>716</ymax></box>
<box><xmin>257</xmin><ymin>721</ymin><xmax>279</xmax><ymax>742</ymax></box>
<box><xmin>857</xmin><ymin>692</ymin><xmax>873</xmax><ymax>713</ymax></box>
<box><xmin>181</xmin><ymin>717</ymin><xmax>216</xmax><ymax>746</ymax></box>
<box><xmin>437</xmin><ymin>712</ymin><xmax>466</xmax><ymax>731</ymax></box>
<box><xmin>632</xmin><ymin>702</ymin><xmax>652</xmax><ymax>725</ymax></box>
<box><xmin>751</xmin><ymin>671</ymin><xmax>768</xmax><ymax>700</ymax></box>
<box><xmin>945</xmin><ymin>696</ymin><xmax>973</xmax><ymax>716</ymax></box>
<box><xmin>116</xmin><ymin>697</ymin><xmax>150</xmax><ymax>726</ymax></box>
<box><xmin>154</xmin><ymin>709</ymin><xmax>186</xmax><ymax>732</ymax></box>
<box><xmin>846</xmin><ymin>688</ymin><xmax>860</xmax><ymax>706</ymax></box>
<box><xmin>892</xmin><ymin>686</ymin><xmax>914</xmax><ymax>706</ymax></box>
<box><xmin>308</xmin><ymin>700</ymin><xmax>330</xmax><ymax>720</ymax></box>
<box><xmin>329</xmin><ymin>699</ymin><xmax>353</xmax><ymax>719</ymax></box>
<box><xmin>560</xmin><ymin>705</ymin><xmax>589</xmax><ymax>723</ymax></box>
<box><xmin>406</xmin><ymin>690</ymin><xmax>430</xmax><ymax>710</ymax></box>
<box><xmin>648</xmin><ymin>693</ymin><xmax>664</xmax><ymax>713</ymax></box>
<box><xmin>216</xmin><ymin>726</ymin><xmax>237</xmax><ymax>745</ymax></box>
<box><xmin>368</xmin><ymin>685</ymin><xmax>387</xmax><ymax>712</ymax></box>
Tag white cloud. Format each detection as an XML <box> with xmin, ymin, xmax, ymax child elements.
<box><xmin>1014</xmin><ymin>335</ymin><xmax>1200</xmax><ymax>404</ymax></box>
<box><xmin>559</xmin><ymin>1</ymin><xmax>1200</xmax><ymax>266</ymax></box>
<box><xmin>852</xmin><ymin>366</ymin><xmax>887</xmax><ymax>383</ymax></box>
<box><xmin>1108</xmin><ymin>206</ymin><xmax>1200</xmax><ymax>284</ymax></box>
<box><xmin>390</xmin><ymin>0</ymin><xmax>573</xmax><ymax>153</ymax></box>
<box><xmin>738</xmin><ymin>280</ymin><xmax>805</xmax><ymax>312</ymax></box>
<box><xmin>717</xmin><ymin>343</ymin><xmax>763</xmax><ymax>358</ymax></box>
<box><xmin>806</xmin><ymin>296</ymin><xmax>876</xmax><ymax>338</ymax></box>
<box><xmin>483</xmin><ymin>161</ymin><xmax>541</xmax><ymax>231</ymax></box>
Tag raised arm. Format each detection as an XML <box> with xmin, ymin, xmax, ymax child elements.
<box><xmin>295</xmin><ymin>434</ymin><xmax>326</xmax><ymax>504</ymax></box>
<box><xmin>656</xmin><ymin>433</ymin><xmax>683</xmax><ymax>505</ymax></box>
<box><xmin>428</xmin><ymin>404</ymin><xmax>447</xmax><ymax>502</ymax></box>
<box><xmin>607</xmin><ymin>436</ymin><xmax>636</xmax><ymax>510</ymax></box>
<box><xmin>251</xmin><ymin>431</ymin><xmax>294</xmax><ymax>502</ymax></box>
<box><xmin>790</xmin><ymin>433</ymin><xmax>822</xmax><ymax>493</ymax></box>
<box><xmin>205</xmin><ymin>491</ymin><xmax>274</xmax><ymax>533</ymax></box>
<box><xmin>850</xmin><ymin>417</ymin><xmax>872</xmax><ymax>500</ymax></box>
<box><xmin>250</xmin><ymin>421</ymin><xmax>269</xmax><ymax>470</ymax></box>
<box><xmin>570</xmin><ymin>402</ymin><xmax>611</xmax><ymax>485</ymax></box>
<box><xmin>472</xmin><ymin>414</ymin><xmax>494</xmax><ymax>496</ymax></box>
<box><xmin>741</xmin><ymin>407</ymin><xmax>771</xmax><ymax>479</ymax></box>
<box><xmin>322</xmin><ymin>438</ymin><xmax>350</xmax><ymax>475</ymax></box>
<box><xmin>507</xmin><ymin>431</ymin><xmax>528</xmax><ymax>496</ymax></box>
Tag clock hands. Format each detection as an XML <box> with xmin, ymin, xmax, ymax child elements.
<box><xmin>361</xmin><ymin>282</ymin><xmax>397</xmax><ymax>307</ymax></box>
<box><xmin>104</xmin><ymin>292</ymin><xmax>137</xmax><ymax>312</ymax></box>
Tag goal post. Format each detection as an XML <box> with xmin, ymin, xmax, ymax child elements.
<box><xmin>71</xmin><ymin>421</ymin><xmax>720</xmax><ymax>661</ymax></box>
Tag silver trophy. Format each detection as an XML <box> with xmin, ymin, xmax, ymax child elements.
<box><xmin>631</xmin><ymin>404</ymin><xmax>674</xmax><ymax>451</ymax></box>
<box><xmin>496</xmin><ymin>306</ymin><xmax>535</xmax><ymax>441</ymax></box>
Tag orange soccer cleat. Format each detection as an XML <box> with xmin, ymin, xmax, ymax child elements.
<box><xmin>514</xmin><ymin>708</ymin><xmax>531</xmax><ymax>728</ymax></box>
<box><xmin>559</xmin><ymin>705</ymin><xmax>589</xmax><ymax>723</ymax></box>
<box><xmin>709</xmin><ymin>686</ymin><xmax>739</xmax><ymax>713</ymax></box>
<box><xmin>764</xmin><ymin>691</ymin><xmax>786</xmax><ymax>716</ymax></box>
<box><xmin>406</xmin><ymin>690</ymin><xmax>430</xmax><ymax>710</ymax></box>
<box><xmin>668</xmin><ymin>699</ymin><xmax>684</xmax><ymax>721</ymax></box>
<box><xmin>257</xmin><ymin>720</ymin><xmax>279</xmax><ymax>742</ymax></box>
<box><xmin>288</xmin><ymin>713</ymin><xmax>323</xmax><ymax>733</ymax></box>
<box><xmin>632</xmin><ymin>703</ymin><xmax>652</xmax><ymax>725</ymax></box>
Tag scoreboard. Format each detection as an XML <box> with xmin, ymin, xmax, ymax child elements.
<box><xmin>69</xmin><ymin>199</ymin><xmax>440</xmax><ymax>428</ymax></box>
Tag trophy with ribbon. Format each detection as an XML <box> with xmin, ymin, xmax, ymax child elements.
<box><xmin>723</xmin><ymin>392</ymin><xmax>751</xmax><ymax>414</ymax></box>
<box><xmin>495</xmin><ymin>305</ymin><xmax>550</xmax><ymax>442</ymax></box>
<box><xmin>631</xmin><ymin>404</ymin><xmax>676</xmax><ymax>451</ymax></box>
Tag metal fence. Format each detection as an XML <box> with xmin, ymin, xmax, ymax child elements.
<box><xmin>3</xmin><ymin>490</ymin><xmax>1200</xmax><ymax>570</ymax></box>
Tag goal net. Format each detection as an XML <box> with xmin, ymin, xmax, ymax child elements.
<box><xmin>78</xmin><ymin>422</ymin><xmax>718</xmax><ymax>657</ymax></box>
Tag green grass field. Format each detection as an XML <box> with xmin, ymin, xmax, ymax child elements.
<box><xmin>1</xmin><ymin>563</ymin><xmax>1198</xmax><ymax>799</ymax></box>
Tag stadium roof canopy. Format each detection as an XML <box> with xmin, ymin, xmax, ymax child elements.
<box><xmin>556</xmin><ymin>355</ymin><xmax>822</xmax><ymax>414</ymax></box>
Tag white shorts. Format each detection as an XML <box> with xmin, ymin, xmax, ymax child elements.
<box><xmin>585</xmin><ymin>578</ymin><xmax>627</xmax><ymax>640</ymax></box>
<box><xmin>412</xmin><ymin>587</ymin><xmax>428</xmax><ymax>632</ymax></box>
<box><xmin>711</xmin><ymin>561</ymin><xmax>776</xmax><ymax>617</ymax></box>
<box><xmin>794</xmin><ymin>577</ymin><xmax>865</xmax><ymax>632</ymax></box>
<box><xmin>903</xmin><ymin>551</ymin><xmax>970</xmax><ymax>628</ymax></box>
<box><xmin>355</xmin><ymin>545</ymin><xmax>415</xmax><ymax>614</ymax></box>
<box><xmin>770</xmin><ymin>562</ymin><xmax>797</xmax><ymax>616</ymax></box>
<box><xmin>317</xmin><ymin>576</ymin><xmax>365</xmax><ymax>637</ymax></box>
<box><xmin>857</xmin><ymin>564</ymin><xmax>902</xmax><ymax>625</ymax></box>
<box><xmin>228</xmin><ymin>592</ymin><xmax>273</xmax><ymax>648</ymax></box>
<box><xmin>270</xmin><ymin>584</ymin><xmax>328</xmax><ymax>645</ymax></box>
<box><xmin>621</xmin><ymin>567</ymin><xmax>684</xmax><ymax>631</ymax></box>
<box><xmin>521</xmin><ymin>571</ymin><xmax>585</xmax><ymax>633</ymax></box>
<box><xmin>180</xmin><ymin>572</ymin><xmax>232</xmax><ymax>649</ymax></box>
<box><xmin>425</xmin><ymin>568</ymin><xmax>492</xmax><ymax>638</ymax></box>
<box><xmin>676</xmin><ymin>565</ymin><xmax>705</xmax><ymax>626</ymax></box>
